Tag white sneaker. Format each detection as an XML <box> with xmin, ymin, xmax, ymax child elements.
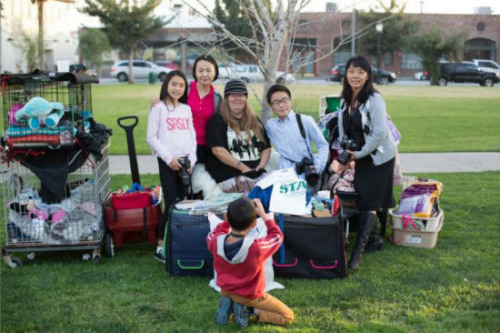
<box><xmin>154</xmin><ymin>247</ymin><xmax>165</xmax><ymax>263</ymax></box>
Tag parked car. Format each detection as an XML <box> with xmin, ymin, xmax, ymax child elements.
<box><xmin>329</xmin><ymin>64</ymin><xmax>396</xmax><ymax>84</ymax></box>
<box><xmin>217</xmin><ymin>63</ymin><xmax>237</xmax><ymax>81</ymax></box>
<box><xmin>69</xmin><ymin>64</ymin><xmax>86</xmax><ymax>73</ymax></box>
<box><xmin>472</xmin><ymin>59</ymin><xmax>500</xmax><ymax>79</ymax></box>
<box><xmin>329</xmin><ymin>64</ymin><xmax>345</xmax><ymax>82</ymax></box>
<box><xmin>154</xmin><ymin>60</ymin><xmax>179</xmax><ymax>71</ymax></box>
<box><xmin>414</xmin><ymin>70</ymin><xmax>429</xmax><ymax>80</ymax></box>
<box><xmin>110</xmin><ymin>60</ymin><xmax>171</xmax><ymax>82</ymax></box>
<box><xmin>438</xmin><ymin>61</ymin><xmax>498</xmax><ymax>86</ymax></box>
<box><xmin>227</xmin><ymin>64</ymin><xmax>295</xmax><ymax>84</ymax></box>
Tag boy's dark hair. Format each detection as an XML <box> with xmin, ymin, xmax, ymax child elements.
<box><xmin>266</xmin><ymin>84</ymin><xmax>291</xmax><ymax>104</ymax></box>
<box><xmin>227</xmin><ymin>197</ymin><xmax>256</xmax><ymax>231</ymax></box>
<box><xmin>192</xmin><ymin>54</ymin><xmax>219</xmax><ymax>82</ymax></box>
<box><xmin>159</xmin><ymin>70</ymin><xmax>188</xmax><ymax>104</ymax></box>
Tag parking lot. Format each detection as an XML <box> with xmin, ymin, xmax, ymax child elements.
<box><xmin>98</xmin><ymin>76</ymin><xmax>500</xmax><ymax>87</ymax></box>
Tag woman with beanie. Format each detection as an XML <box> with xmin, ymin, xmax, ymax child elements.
<box><xmin>205</xmin><ymin>79</ymin><xmax>272</xmax><ymax>193</ymax></box>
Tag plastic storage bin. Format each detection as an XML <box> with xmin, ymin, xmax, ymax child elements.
<box><xmin>390</xmin><ymin>209</ymin><xmax>444</xmax><ymax>248</ymax></box>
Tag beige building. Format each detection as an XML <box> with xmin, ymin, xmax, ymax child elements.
<box><xmin>0</xmin><ymin>0</ymin><xmax>82</xmax><ymax>73</ymax></box>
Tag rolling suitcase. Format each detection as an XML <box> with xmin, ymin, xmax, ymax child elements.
<box><xmin>164</xmin><ymin>208</ymin><xmax>214</xmax><ymax>276</ymax></box>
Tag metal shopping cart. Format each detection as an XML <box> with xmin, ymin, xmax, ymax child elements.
<box><xmin>1</xmin><ymin>71</ymin><xmax>111</xmax><ymax>267</ymax></box>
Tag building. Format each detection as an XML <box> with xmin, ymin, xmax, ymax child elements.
<box><xmin>0</xmin><ymin>0</ymin><xmax>82</xmax><ymax>73</ymax></box>
<box><xmin>282</xmin><ymin>9</ymin><xmax>500</xmax><ymax>78</ymax></box>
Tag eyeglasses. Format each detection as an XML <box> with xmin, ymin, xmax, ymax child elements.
<box><xmin>270</xmin><ymin>97</ymin><xmax>290</xmax><ymax>107</ymax></box>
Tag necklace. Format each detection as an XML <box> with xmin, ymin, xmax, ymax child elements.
<box><xmin>229</xmin><ymin>232</ymin><xmax>245</xmax><ymax>238</ymax></box>
<box><xmin>164</xmin><ymin>101</ymin><xmax>176</xmax><ymax>113</ymax></box>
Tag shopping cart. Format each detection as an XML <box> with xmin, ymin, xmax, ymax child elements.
<box><xmin>1</xmin><ymin>71</ymin><xmax>111</xmax><ymax>267</ymax></box>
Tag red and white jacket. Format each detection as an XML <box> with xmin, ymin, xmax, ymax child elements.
<box><xmin>206</xmin><ymin>219</ymin><xmax>283</xmax><ymax>299</ymax></box>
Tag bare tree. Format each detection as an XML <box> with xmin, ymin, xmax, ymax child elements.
<box><xmin>184</xmin><ymin>0</ymin><xmax>316</xmax><ymax>123</ymax></box>
<box><xmin>182</xmin><ymin>0</ymin><xmax>380</xmax><ymax>123</ymax></box>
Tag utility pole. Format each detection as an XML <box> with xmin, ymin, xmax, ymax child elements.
<box><xmin>351</xmin><ymin>1</ymin><xmax>355</xmax><ymax>56</ymax></box>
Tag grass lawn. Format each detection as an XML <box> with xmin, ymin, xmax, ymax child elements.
<box><xmin>1</xmin><ymin>172</ymin><xmax>499</xmax><ymax>333</ymax></box>
<box><xmin>89</xmin><ymin>83</ymin><xmax>500</xmax><ymax>155</ymax></box>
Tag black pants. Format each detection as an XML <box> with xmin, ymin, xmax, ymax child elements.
<box><xmin>157</xmin><ymin>158</ymin><xmax>186</xmax><ymax>242</ymax></box>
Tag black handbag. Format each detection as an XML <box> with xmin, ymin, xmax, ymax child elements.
<box><xmin>272</xmin><ymin>213</ymin><xmax>347</xmax><ymax>279</ymax></box>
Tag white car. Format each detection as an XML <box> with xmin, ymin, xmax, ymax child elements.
<box><xmin>472</xmin><ymin>59</ymin><xmax>500</xmax><ymax>79</ymax></box>
<box><xmin>414</xmin><ymin>70</ymin><xmax>429</xmax><ymax>80</ymax></box>
<box><xmin>226</xmin><ymin>64</ymin><xmax>295</xmax><ymax>83</ymax></box>
<box><xmin>110</xmin><ymin>60</ymin><xmax>172</xmax><ymax>82</ymax></box>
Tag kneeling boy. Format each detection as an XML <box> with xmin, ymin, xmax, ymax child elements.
<box><xmin>206</xmin><ymin>197</ymin><xmax>294</xmax><ymax>327</ymax></box>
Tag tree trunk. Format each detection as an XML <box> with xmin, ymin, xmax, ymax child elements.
<box><xmin>37</xmin><ymin>0</ymin><xmax>44</xmax><ymax>70</ymax></box>
<box><xmin>128</xmin><ymin>53</ymin><xmax>134</xmax><ymax>84</ymax></box>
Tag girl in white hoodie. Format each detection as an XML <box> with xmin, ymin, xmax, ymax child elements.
<box><xmin>146</xmin><ymin>70</ymin><xmax>197</xmax><ymax>263</ymax></box>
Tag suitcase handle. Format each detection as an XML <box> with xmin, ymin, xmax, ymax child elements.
<box><xmin>310</xmin><ymin>259</ymin><xmax>338</xmax><ymax>270</ymax></box>
<box><xmin>272</xmin><ymin>258</ymin><xmax>298</xmax><ymax>268</ymax></box>
<box><xmin>177</xmin><ymin>260</ymin><xmax>205</xmax><ymax>270</ymax></box>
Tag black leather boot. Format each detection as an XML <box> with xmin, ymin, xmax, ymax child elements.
<box><xmin>348</xmin><ymin>211</ymin><xmax>377</xmax><ymax>270</ymax></box>
<box><xmin>365</xmin><ymin>221</ymin><xmax>384</xmax><ymax>253</ymax></box>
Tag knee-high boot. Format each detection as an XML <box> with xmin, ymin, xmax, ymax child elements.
<box><xmin>365</xmin><ymin>220</ymin><xmax>384</xmax><ymax>253</ymax></box>
<box><xmin>348</xmin><ymin>211</ymin><xmax>378</xmax><ymax>270</ymax></box>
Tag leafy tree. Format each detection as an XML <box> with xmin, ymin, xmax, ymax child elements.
<box><xmin>80</xmin><ymin>0</ymin><xmax>164</xmax><ymax>83</ymax></box>
<box><xmin>412</xmin><ymin>27</ymin><xmax>466</xmax><ymax>85</ymax></box>
<box><xmin>79</xmin><ymin>28</ymin><xmax>112</xmax><ymax>77</ymax></box>
<box><xmin>357</xmin><ymin>0</ymin><xmax>419</xmax><ymax>73</ymax></box>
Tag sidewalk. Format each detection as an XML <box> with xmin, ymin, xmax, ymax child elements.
<box><xmin>108</xmin><ymin>152</ymin><xmax>500</xmax><ymax>175</ymax></box>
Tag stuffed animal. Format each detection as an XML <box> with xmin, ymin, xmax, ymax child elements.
<box><xmin>15</xmin><ymin>97</ymin><xmax>65</xmax><ymax>130</ymax></box>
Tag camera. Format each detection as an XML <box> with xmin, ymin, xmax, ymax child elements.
<box><xmin>338</xmin><ymin>136</ymin><xmax>359</xmax><ymax>165</ymax></box>
<box><xmin>178</xmin><ymin>157</ymin><xmax>191</xmax><ymax>187</ymax></box>
<box><xmin>295</xmin><ymin>157</ymin><xmax>319</xmax><ymax>186</ymax></box>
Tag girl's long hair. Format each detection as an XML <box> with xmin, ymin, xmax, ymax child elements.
<box><xmin>341</xmin><ymin>55</ymin><xmax>377</xmax><ymax>106</ymax></box>
<box><xmin>218</xmin><ymin>98</ymin><xmax>266</xmax><ymax>144</ymax></box>
<box><xmin>159</xmin><ymin>70</ymin><xmax>188</xmax><ymax>104</ymax></box>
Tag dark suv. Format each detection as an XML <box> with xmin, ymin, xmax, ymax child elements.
<box><xmin>329</xmin><ymin>64</ymin><xmax>397</xmax><ymax>84</ymax></box>
<box><xmin>439</xmin><ymin>62</ymin><xmax>498</xmax><ymax>86</ymax></box>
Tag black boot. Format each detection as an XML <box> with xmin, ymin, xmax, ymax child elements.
<box><xmin>348</xmin><ymin>211</ymin><xmax>377</xmax><ymax>270</ymax></box>
<box><xmin>365</xmin><ymin>221</ymin><xmax>384</xmax><ymax>253</ymax></box>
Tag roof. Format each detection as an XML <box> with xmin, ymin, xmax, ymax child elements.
<box><xmin>164</xmin><ymin>12</ymin><xmax>213</xmax><ymax>29</ymax></box>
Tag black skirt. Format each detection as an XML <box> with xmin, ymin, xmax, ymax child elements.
<box><xmin>354</xmin><ymin>156</ymin><xmax>395</xmax><ymax>211</ymax></box>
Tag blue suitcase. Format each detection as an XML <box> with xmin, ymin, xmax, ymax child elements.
<box><xmin>164</xmin><ymin>209</ymin><xmax>214</xmax><ymax>276</ymax></box>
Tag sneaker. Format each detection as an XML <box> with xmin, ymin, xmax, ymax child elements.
<box><xmin>154</xmin><ymin>247</ymin><xmax>165</xmax><ymax>263</ymax></box>
<box><xmin>215</xmin><ymin>296</ymin><xmax>233</xmax><ymax>325</ymax></box>
<box><xmin>233</xmin><ymin>302</ymin><xmax>249</xmax><ymax>327</ymax></box>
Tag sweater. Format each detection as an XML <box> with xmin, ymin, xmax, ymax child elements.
<box><xmin>206</xmin><ymin>219</ymin><xmax>283</xmax><ymax>299</ymax></box>
<box><xmin>146</xmin><ymin>102</ymin><xmax>197</xmax><ymax>166</ymax></box>
<box><xmin>338</xmin><ymin>93</ymin><xmax>396</xmax><ymax>166</ymax></box>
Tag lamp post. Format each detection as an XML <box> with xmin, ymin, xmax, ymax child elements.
<box><xmin>375</xmin><ymin>22</ymin><xmax>383</xmax><ymax>82</ymax></box>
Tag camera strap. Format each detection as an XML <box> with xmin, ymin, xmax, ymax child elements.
<box><xmin>295</xmin><ymin>113</ymin><xmax>314</xmax><ymax>162</ymax></box>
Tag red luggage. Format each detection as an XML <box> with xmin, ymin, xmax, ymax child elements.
<box><xmin>104</xmin><ymin>196</ymin><xmax>161</xmax><ymax>249</ymax></box>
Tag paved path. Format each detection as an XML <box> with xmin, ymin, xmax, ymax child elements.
<box><xmin>108</xmin><ymin>152</ymin><xmax>500</xmax><ymax>175</ymax></box>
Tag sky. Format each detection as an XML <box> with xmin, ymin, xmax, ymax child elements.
<box><xmin>166</xmin><ymin>0</ymin><xmax>500</xmax><ymax>15</ymax></box>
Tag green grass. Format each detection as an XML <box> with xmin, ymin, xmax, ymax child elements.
<box><xmin>1</xmin><ymin>172</ymin><xmax>499</xmax><ymax>333</ymax></box>
<box><xmin>90</xmin><ymin>83</ymin><xmax>500</xmax><ymax>155</ymax></box>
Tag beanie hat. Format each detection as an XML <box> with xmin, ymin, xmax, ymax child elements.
<box><xmin>224</xmin><ymin>79</ymin><xmax>248</xmax><ymax>97</ymax></box>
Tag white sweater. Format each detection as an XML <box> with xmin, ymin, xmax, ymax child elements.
<box><xmin>146</xmin><ymin>102</ymin><xmax>197</xmax><ymax>166</ymax></box>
